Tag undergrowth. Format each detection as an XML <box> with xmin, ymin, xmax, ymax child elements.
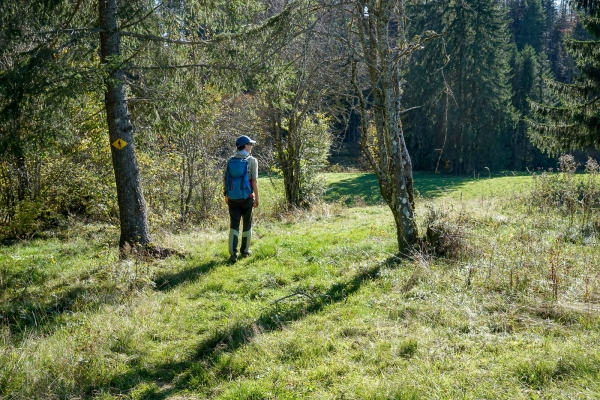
<box><xmin>529</xmin><ymin>154</ymin><xmax>600</xmax><ymax>237</ymax></box>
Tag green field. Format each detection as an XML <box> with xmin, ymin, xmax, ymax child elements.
<box><xmin>324</xmin><ymin>172</ymin><xmax>533</xmax><ymax>204</ymax></box>
<box><xmin>1</xmin><ymin>172</ymin><xmax>599</xmax><ymax>399</ymax></box>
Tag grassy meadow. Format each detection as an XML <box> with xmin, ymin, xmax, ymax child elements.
<box><xmin>1</xmin><ymin>172</ymin><xmax>600</xmax><ymax>399</ymax></box>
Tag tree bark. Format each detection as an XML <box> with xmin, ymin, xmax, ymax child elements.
<box><xmin>12</xmin><ymin>114</ymin><xmax>29</xmax><ymax>202</ymax></box>
<box><xmin>353</xmin><ymin>0</ymin><xmax>418</xmax><ymax>255</ymax></box>
<box><xmin>16</xmin><ymin>154</ymin><xmax>29</xmax><ymax>202</ymax></box>
<box><xmin>99</xmin><ymin>0</ymin><xmax>151</xmax><ymax>248</ymax></box>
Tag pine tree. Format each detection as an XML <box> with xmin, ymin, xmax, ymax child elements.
<box><xmin>509</xmin><ymin>44</ymin><xmax>554</xmax><ymax>168</ymax></box>
<box><xmin>508</xmin><ymin>0</ymin><xmax>546</xmax><ymax>52</ymax></box>
<box><xmin>528</xmin><ymin>0</ymin><xmax>600</xmax><ymax>152</ymax></box>
<box><xmin>404</xmin><ymin>0</ymin><xmax>517</xmax><ymax>173</ymax></box>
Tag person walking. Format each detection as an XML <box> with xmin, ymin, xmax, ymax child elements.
<box><xmin>224</xmin><ymin>135</ymin><xmax>259</xmax><ymax>263</ymax></box>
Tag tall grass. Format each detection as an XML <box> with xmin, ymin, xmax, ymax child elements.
<box><xmin>529</xmin><ymin>154</ymin><xmax>600</xmax><ymax>238</ymax></box>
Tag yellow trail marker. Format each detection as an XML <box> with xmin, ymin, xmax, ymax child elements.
<box><xmin>112</xmin><ymin>139</ymin><xmax>128</xmax><ymax>149</ymax></box>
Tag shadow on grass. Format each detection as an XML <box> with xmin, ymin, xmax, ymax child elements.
<box><xmin>325</xmin><ymin>172</ymin><xmax>497</xmax><ymax>205</ymax></box>
<box><xmin>1</xmin><ymin>259</ymin><xmax>222</xmax><ymax>341</ymax></box>
<box><xmin>0</xmin><ymin>281</ymin><xmax>121</xmax><ymax>340</ymax></box>
<box><xmin>152</xmin><ymin>260</ymin><xmax>221</xmax><ymax>292</ymax></box>
<box><xmin>102</xmin><ymin>256</ymin><xmax>402</xmax><ymax>399</ymax></box>
<box><xmin>413</xmin><ymin>172</ymin><xmax>474</xmax><ymax>198</ymax></box>
<box><xmin>324</xmin><ymin>174</ymin><xmax>382</xmax><ymax>205</ymax></box>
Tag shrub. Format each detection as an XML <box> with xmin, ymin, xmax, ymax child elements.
<box><xmin>529</xmin><ymin>154</ymin><xmax>600</xmax><ymax>231</ymax></box>
<box><xmin>2</xmin><ymin>200</ymin><xmax>43</xmax><ymax>239</ymax></box>
<box><xmin>0</xmin><ymin>144</ymin><xmax>116</xmax><ymax>240</ymax></box>
<box><xmin>422</xmin><ymin>203</ymin><xmax>469</xmax><ymax>259</ymax></box>
<box><xmin>270</xmin><ymin>113</ymin><xmax>333</xmax><ymax>208</ymax></box>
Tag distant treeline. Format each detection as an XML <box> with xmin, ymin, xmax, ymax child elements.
<box><xmin>339</xmin><ymin>0</ymin><xmax>586</xmax><ymax>173</ymax></box>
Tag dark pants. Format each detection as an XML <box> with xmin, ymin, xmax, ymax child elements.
<box><xmin>228</xmin><ymin>197</ymin><xmax>254</xmax><ymax>256</ymax></box>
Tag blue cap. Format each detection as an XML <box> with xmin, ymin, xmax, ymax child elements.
<box><xmin>235</xmin><ymin>135</ymin><xmax>256</xmax><ymax>147</ymax></box>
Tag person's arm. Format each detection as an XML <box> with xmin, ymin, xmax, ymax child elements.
<box><xmin>249</xmin><ymin>157</ymin><xmax>259</xmax><ymax>207</ymax></box>
<box><xmin>223</xmin><ymin>169</ymin><xmax>228</xmax><ymax>204</ymax></box>
<box><xmin>251</xmin><ymin>178</ymin><xmax>259</xmax><ymax>207</ymax></box>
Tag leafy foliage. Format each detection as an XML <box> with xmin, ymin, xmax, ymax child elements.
<box><xmin>289</xmin><ymin>114</ymin><xmax>332</xmax><ymax>206</ymax></box>
<box><xmin>0</xmin><ymin>92</ymin><xmax>115</xmax><ymax>239</ymax></box>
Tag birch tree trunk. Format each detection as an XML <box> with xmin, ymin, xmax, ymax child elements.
<box><xmin>350</xmin><ymin>0</ymin><xmax>420</xmax><ymax>254</ymax></box>
<box><xmin>99</xmin><ymin>0</ymin><xmax>151</xmax><ymax>248</ymax></box>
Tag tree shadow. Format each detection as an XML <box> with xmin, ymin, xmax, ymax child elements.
<box><xmin>0</xmin><ymin>281</ymin><xmax>121</xmax><ymax>340</ymax></box>
<box><xmin>1</xmin><ymin>260</ymin><xmax>222</xmax><ymax>341</ymax></box>
<box><xmin>101</xmin><ymin>256</ymin><xmax>402</xmax><ymax>399</ymax></box>
<box><xmin>324</xmin><ymin>174</ymin><xmax>382</xmax><ymax>205</ymax></box>
<box><xmin>152</xmin><ymin>260</ymin><xmax>222</xmax><ymax>292</ymax></box>
<box><xmin>413</xmin><ymin>173</ymin><xmax>474</xmax><ymax>198</ymax></box>
<box><xmin>325</xmin><ymin>172</ymin><xmax>485</xmax><ymax>204</ymax></box>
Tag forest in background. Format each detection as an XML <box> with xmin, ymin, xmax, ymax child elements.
<box><xmin>404</xmin><ymin>0</ymin><xmax>581</xmax><ymax>172</ymax></box>
<box><xmin>340</xmin><ymin>0</ymin><xmax>593</xmax><ymax>172</ymax></box>
<box><xmin>0</xmin><ymin>0</ymin><xmax>596</xmax><ymax>243</ymax></box>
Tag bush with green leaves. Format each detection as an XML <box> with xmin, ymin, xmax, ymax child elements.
<box><xmin>270</xmin><ymin>113</ymin><xmax>332</xmax><ymax>208</ymax></box>
<box><xmin>0</xmin><ymin>130</ymin><xmax>117</xmax><ymax>239</ymax></box>
<box><xmin>296</xmin><ymin>114</ymin><xmax>332</xmax><ymax>206</ymax></box>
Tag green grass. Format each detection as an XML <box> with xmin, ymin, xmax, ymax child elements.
<box><xmin>324</xmin><ymin>171</ymin><xmax>533</xmax><ymax>205</ymax></box>
<box><xmin>1</xmin><ymin>172</ymin><xmax>600</xmax><ymax>399</ymax></box>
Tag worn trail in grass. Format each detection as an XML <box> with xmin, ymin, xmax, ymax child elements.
<box><xmin>1</xmin><ymin>173</ymin><xmax>600</xmax><ymax>399</ymax></box>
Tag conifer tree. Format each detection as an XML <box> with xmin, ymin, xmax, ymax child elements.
<box><xmin>509</xmin><ymin>0</ymin><xmax>546</xmax><ymax>52</ymax></box>
<box><xmin>404</xmin><ymin>0</ymin><xmax>517</xmax><ymax>173</ymax></box>
<box><xmin>528</xmin><ymin>0</ymin><xmax>600</xmax><ymax>152</ymax></box>
<box><xmin>510</xmin><ymin>44</ymin><xmax>553</xmax><ymax>168</ymax></box>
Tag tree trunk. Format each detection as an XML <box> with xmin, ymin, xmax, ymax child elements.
<box><xmin>16</xmin><ymin>154</ymin><xmax>29</xmax><ymax>202</ymax></box>
<box><xmin>353</xmin><ymin>0</ymin><xmax>418</xmax><ymax>255</ymax></box>
<box><xmin>99</xmin><ymin>0</ymin><xmax>151</xmax><ymax>248</ymax></box>
<box><xmin>12</xmin><ymin>116</ymin><xmax>29</xmax><ymax>202</ymax></box>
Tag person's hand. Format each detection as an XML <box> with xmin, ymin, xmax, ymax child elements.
<box><xmin>225</xmin><ymin>196</ymin><xmax>229</xmax><ymax>204</ymax></box>
<box><xmin>253</xmin><ymin>198</ymin><xmax>259</xmax><ymax>208</ymax></box>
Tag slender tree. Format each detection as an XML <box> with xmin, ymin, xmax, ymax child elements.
<box><xmin>509</xmin><ymin>44</ymin><xmax>554</xmax><ymax>168</ymax></box>
<box><xmin>256</xmin><ymin>2</ymin><xmax>347</xmax><ymax>208</ymax></box>
<box><xmin>341</xmin><ymin>0</ymin><xmax>439</xmax><ymax>254</ymax></box>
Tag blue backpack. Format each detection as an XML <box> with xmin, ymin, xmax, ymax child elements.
<box><xmin>225</xmin><ymin>156</ymin><xmax>253</xmax><ymax>201</ymax></box>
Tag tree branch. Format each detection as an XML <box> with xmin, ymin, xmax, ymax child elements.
<box><xmin>120</xmin><ymin>2</ymin><xmax>164</xmax><ymax>30</ymax></box>
<box><xmin>120</xmin><ymin>31</ymin><xmax>210</xmax><ymax>45</ymax></box>
<box><xmin>36</xmin><ymin>28</ymin><xmax>103</xmax><ymax>36</ymax></box>
<box><xmin>126</xmin><ymin>63</ymin><xmax>239</xmax><ymax>70</ymax></box>
<box><xmin>61</xmin><ymin>0</ymin><xmax>84</xmax><ymax>29</ymax></box>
